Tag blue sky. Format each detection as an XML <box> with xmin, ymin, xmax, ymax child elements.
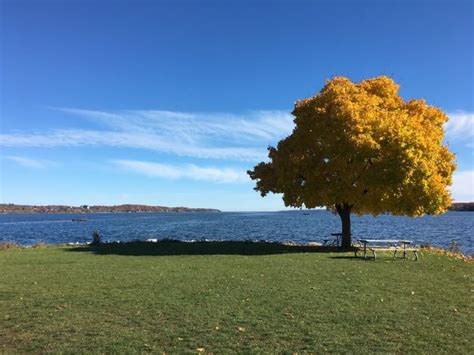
<box><xmin>0</xmin><ymin>0</ymin><xmax>473</xmax><ymax>211</ymax></box>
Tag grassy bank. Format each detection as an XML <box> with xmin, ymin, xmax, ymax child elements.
<box><xmin>1</xmin><ymin>241</ymin><xmax>473</xmax><ymax>353</ymax></box>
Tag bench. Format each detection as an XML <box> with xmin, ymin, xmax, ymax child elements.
<box><xmin>357</xmin><ymin>239</ymin><xmax>419</xmax><ymax>260</ymax></box>
<box><xmin>369</xmin><ymin>246</ymin><xmax>419</xmax><ymax>260</ymax></box>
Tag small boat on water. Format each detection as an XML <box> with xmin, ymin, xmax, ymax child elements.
<box><xmin>72</xmin><ymin>218</ymin><xmax>88</xmax><ymax>222</ymax></box>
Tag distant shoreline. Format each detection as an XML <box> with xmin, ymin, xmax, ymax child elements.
<box><xmin>0</xmin><ymin>203</ymin><xmax>221</xmax><ymax>214</ymax></box>
<box><xmin>448</xmin><ymin>202</ymin><xmax>474</xmax><ymax>212</ymax></box>
<box><xmin>1</xmin><ymin>202</ymin><xmax>472</xmax><ymax>214</ymax></box>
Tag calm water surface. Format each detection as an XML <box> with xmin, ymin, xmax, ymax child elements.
<box><xmin>0</xmin><ymin>211</ymin><xmax>472</xmax><ymax>255</ymax></box>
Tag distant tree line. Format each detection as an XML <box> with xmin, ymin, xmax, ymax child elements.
<box><xmin>448</xmin><ymin>203</ymin><xmax>474</xmax><ymax>211</ymax></box>
<box><xmin>0</xmin><ymin>204</ymin><xmax>221</xmax><ymax>214</ymax></box>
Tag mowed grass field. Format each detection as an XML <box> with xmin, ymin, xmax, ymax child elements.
<box><xmin>1</xmin><ymin>242</ymin><xmax>473</xmax><ymax>353</ymax></box>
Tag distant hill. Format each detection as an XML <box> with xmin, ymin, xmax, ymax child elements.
<box><xmin>0</xmin><ymin>203</ymin><xmax>221</xmax><ymax>214</ymax></box>
<box><xmin>448</xmin><ymin>202</ymin><xmax>474</xmax><ymax>212</ymax></box>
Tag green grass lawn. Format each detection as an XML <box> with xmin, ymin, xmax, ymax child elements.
<box><xmin>1</xmin><ymin>241</ymin><xmax>473</xmax><ymax>353</ymax></box>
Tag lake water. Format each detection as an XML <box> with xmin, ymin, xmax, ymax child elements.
<box><xmin>0</xmin><ymin>211</ymin><xmax>472</xmax><ymax>255</ymax></box>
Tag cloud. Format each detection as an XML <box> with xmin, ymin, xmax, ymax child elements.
<box><xmin>112</xmin><ymin>159</ymin><xmax>249</xmax><ymax>183</ymax></box>
<box><xmin>58</xmin><ymin>108</ymin><xmax>294</xmax><ymax>142</ymax></box>
<box><xmin>445</xmin><ymin>111</ymin><xmax>474</xmax><ymax>140</ymax></box>
<box><xmin>0</xmin><ymin>130</ymin><xmax>265</xmax><ymax>160</ymax></box>
<box><xmin>451</xmin><ymin>170</ymin><xmax>474</xmax><ymax>202</ymax></box>
<box><xmin>3</xmin><ymin>156</ymin><xmax>56</xmax><ymax>169</ymax></box>
<box><xmin>0</xmin><ymin>108</ymin><xmax>294</xmax><ymax>161</ymax></box>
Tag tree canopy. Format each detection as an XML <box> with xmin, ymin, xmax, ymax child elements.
<box><xmin>248</xmin><ymin>76</ymin><xmax>456</xmax><ymax>247</ymax></box>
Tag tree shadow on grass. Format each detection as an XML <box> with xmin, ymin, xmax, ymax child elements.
<box><xmin>64</xmin><ymin>240</ymin><xmax>356</xmax><ymax>257</ymax></box>
<box><xmin>329</xmin><ymin>255</ymin><xmax>367</xmax><ymax>260</ymax></box>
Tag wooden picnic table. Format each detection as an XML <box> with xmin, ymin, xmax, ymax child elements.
<box><xmin>357</xmin><ymin>239</ymin><xmax>418</xmax><ymax>260</ymax></box>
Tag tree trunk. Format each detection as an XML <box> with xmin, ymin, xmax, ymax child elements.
<box><xmin>336</xmin><ymin>204</ymin><xmax>352</xmax><ymax>250</ymax></box>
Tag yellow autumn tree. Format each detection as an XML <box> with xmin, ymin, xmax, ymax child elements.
<box><xmin>248</xmin><ymin>76</ymin><xmax>456</xmax><ymax>249</ymax></box>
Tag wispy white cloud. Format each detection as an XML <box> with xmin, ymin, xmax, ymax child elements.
<box><xmin>3</xmin><ymin>156</ymin><xmax>56</xmax><ymax>169</ymax></box>
<box><xmin>0</xmin><ymin>108</ymin><xmax>294</xmax><ymax>161</ymax></box>
<box><xmin>112</xmin><ymin>159</ymin><xmax>248</xmax><ymax>183</ymax></box>
<box><xmin>451</xmin><ymin>170</ymin><xmax>474</xmax><ymax>202</ymax></box>
<box><xmin>0</xmin><ymin>130</ymin><xmax>264</xmax><ymax>160</ymax></box>
<box><xmin>445</xmin><ymin>111</ymin><xmax>474</xmax><ymax>140</ymax></box>
<box><xmin>58</xmin><ymin>108</ymin><xmax>294</xmax><ymax>142</ymax></box>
